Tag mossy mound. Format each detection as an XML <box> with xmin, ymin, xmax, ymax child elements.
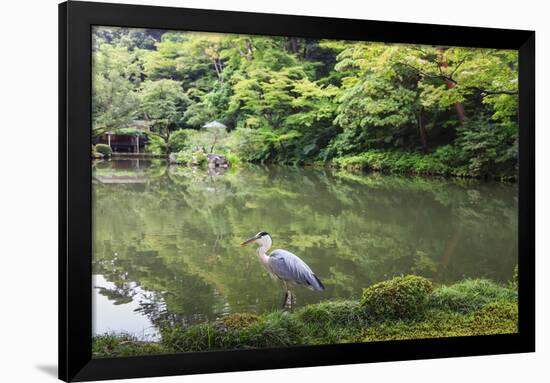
<box><xmin>361</xmin><ymin>301</ymin><xmax>518</xmax><ymax>342</ymax></box>
<box><xmin>360</xmin><ymin>275</ymin><xmax>433</xmax><ymax>321</ymax></box>
<box><xmin>469</xmin><ymin>301</ymin><xmax>518</xmax><ymax>331</ymax></box>
<box><xmin>219</xmin><ymin>313</ymin><xmax>259</xmax><ymax>329</ymax></box>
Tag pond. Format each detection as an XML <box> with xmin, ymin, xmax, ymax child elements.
<box><xmin>92</xmin><ymin>159</ymin><xmax>518</xmax><ymax>340</ymax></box>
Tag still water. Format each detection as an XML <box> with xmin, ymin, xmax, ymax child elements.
<box><xmin>92</xmin><ymin>159</ymin><xmax>517</xmax><ymax>340</ymax></box>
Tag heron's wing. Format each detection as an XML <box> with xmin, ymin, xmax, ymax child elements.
<box><xmin>268</xmin><ymin>249</ymin><xmax>325</xmax><ymax>291</ymax></box>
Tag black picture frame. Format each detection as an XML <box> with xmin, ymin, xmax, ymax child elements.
<box><xmin>59</xmin><ymin>1</ymin><xmax>535</xmax><ymax>381</ymax></box>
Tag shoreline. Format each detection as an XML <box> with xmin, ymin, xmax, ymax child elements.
<box><xmin>93</xmin><ymin>276</ymin><xmax>518</xmax><ymax>358</ymax></box>
<box><xmin>94</xmin><ymin>153</ymin><xmax>517</xmax><ymax>183</ymax></box>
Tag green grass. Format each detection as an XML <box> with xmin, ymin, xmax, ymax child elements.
<box><xmin>92</xmin><ymin>277</ymin><xmax>518</xmax><ymax>357</ymax></box>
<box><xmin>428</xmin><ymin>278</ymin><xmax>517</xmax><ymax>314</ymax></box>
<box><xmin>92</xmin><ymin>333</ymin><xmax>167</xmax><ymax>358</ymax></box>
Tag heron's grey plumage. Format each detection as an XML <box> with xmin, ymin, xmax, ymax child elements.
<box><xmin>240</xmin><ymin>231</ymin><xmax>325</xmax><ymax>308</ymax></box>
<box><xmin>268</xmin><ymin>249</ymin><xmax>325</xmax><ymax>291</ymax></box>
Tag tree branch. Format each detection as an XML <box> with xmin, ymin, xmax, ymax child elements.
<box><xmin>396</xmin><ymin>62</ymin><xmax>457</xmax><ymax>84</ymax></box>
<box><xmin>467</xmin><ymin>87</ymin><xmax>518</xmax><ymax>96</ymax></box>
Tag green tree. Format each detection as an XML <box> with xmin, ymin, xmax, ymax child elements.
<box><xmin>139</xmin><ymin>79</ymin><xmax>189</xmax><ymax>140</ymax></box>
<box><xmin>92</xmin><ymin>33</ymin><xmax>145</xmax><ymax>135</ymax></box>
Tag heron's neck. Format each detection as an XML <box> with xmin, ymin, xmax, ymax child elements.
<box><xmin>256</xmin><ymin>238</ymin><xmax>272</xmax><ymax>265</ymax></box>
<box><xmin>256</xmin><ymin>244</ymin><xmax>270</xmax><ymax>256</ymax></box>
<box><xmin>256</xmin><ymin>247</ymin><xmax>269</xmax><ymax>265</ymax></box>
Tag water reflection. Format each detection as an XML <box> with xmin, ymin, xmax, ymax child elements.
<box><xmin>92</xmin><ymin>159</ymin><xmax>518</xmax><ymax>339</ymax></box>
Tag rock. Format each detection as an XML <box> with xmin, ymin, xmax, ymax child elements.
<box><xmin>207</xmin><ymin>154</ymin><xmax>229</xmax><ymax>168</ymax></box>
<box><xmin>169</xmin><ymin>153</ymin><xmax>178</xmax><ymax>164</ymax></box>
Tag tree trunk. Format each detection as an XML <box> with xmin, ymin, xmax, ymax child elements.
<box><xmin>245</xmin><ymin>39</ymin><xmax>253</xmax><ymax>60</ymax></box>
<box><xmin>210</xmin><ymin>136</ymin><xmax>218</xmax><ymax>153</ymax></box>
<box><xmin>418</xmin><ymin>108</ymin><xmax>428</xmax><ymax>151</ymax></box>
<box><xmin>287</xmin><ymin>37</ymin><xmax>300</xmax><ymax>53</ymax></box>
<box><xmin>437</xmin><ymin>47</ymin><xmax>466</xmax><ymax>124</ymax></box>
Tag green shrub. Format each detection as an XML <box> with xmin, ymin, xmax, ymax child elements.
<box><xmin>95</xmin><ymin>143</ymin><xmax>112</xmax><ymax>157</ymax></box>
<box><xmin>456</xmin><ymin>117</ymin><xmax>517</xmax><ymax>179</ymax></box>
<box><xmin>167</xmin><ymin>129</ymin><xmax>193</xmax><ymax>153</ymax></box>
<box><xmin>360</xmin><ymin>275</ymin><xmax>433</xmax><ymax>321</ymax></box>
<box><xmin>145</xmin><ymin>134</ymin><xmax>167</xmax><ymax>154</ymax></box>
<box><xmin>91</xmin><ymin>145</ymin><xmax>103</xmax><ymax>159</ymax></box>
<box><xmin>428</xmin><ymin>279</ymin><xmax>517</xmax><ymax>314</ymax></box>
<box><xmin>176</xmin><ymin>149</ymin><xmax>207</xmax><ymax>166</ymax></box>
<box><xmin>223</xmin><ymin>151</ymin><xmax>241</xmax><ymax>165</ymax></box>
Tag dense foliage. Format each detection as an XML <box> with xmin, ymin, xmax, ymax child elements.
<box><xmin>92</xmin><ymin>27</ymin><xmax>519</xmax><ymax>179</ymax></box>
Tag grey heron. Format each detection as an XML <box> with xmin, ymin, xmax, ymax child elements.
<box><xmin>240</xmin><ymin>231</ymin><xmax>325</xmax><ymax>308</ymax></box>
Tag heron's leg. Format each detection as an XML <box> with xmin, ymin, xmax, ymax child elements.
<box><xmin>285</xmin><ymin>289</ymin><xmax>293</xmax><ymax>309</ymax></box>
<box><xmin>281</xmin><ymin>291</ymin><xmax>289</xmax><ymax>309</ymax></box>
<box><xmin>281</xmin><ymin>281</ymin><xmax>290</xmax><ymax>309</ymax></box>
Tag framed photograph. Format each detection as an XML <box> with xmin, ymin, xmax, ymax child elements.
<box><xmin>59</xmin><ymin>1</ymin><xmax>535</xmax><ymax>381</ymax></box>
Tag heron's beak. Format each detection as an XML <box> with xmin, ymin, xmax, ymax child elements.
<box><xmin>240</xmin><ymin>235</ymin><xmax>259</xmax><ymax>247</ymax></box>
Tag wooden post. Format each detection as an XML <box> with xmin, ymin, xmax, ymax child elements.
<box><xmin>107</xmin><ymin>133</ymin><xmax>111</xmax><ymax>148</ymax></box>
<box><xmin>136</xmin><ymin>135</ymin><xmax>139</xmax><ymax>154</ymax></box>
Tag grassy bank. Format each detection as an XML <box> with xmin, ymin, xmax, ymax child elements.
<box><xmin>93</xmin><ymin>276</ymin><xmax>518</xmax><ymax>357</ymax></box>
<box><xmin>329</xmin><ymin>148</ymin><xmax>516</xmax><ymax>181</ymax></box>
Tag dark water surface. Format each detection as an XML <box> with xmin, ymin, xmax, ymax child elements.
<box><xmin>92</xmin><ymin>159</ymin><xmax>517</xmax><ymax>340</ymax></box>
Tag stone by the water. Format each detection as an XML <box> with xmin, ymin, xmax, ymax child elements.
<box><xmin>168</xmin><ymin>153</ymin><xmax>178</xmax><ymax>164</ymax></box>
<box><xmin>207</xmin><ymin>154</ymin><xmax>229</xmax><ymax>168</ymax></box>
